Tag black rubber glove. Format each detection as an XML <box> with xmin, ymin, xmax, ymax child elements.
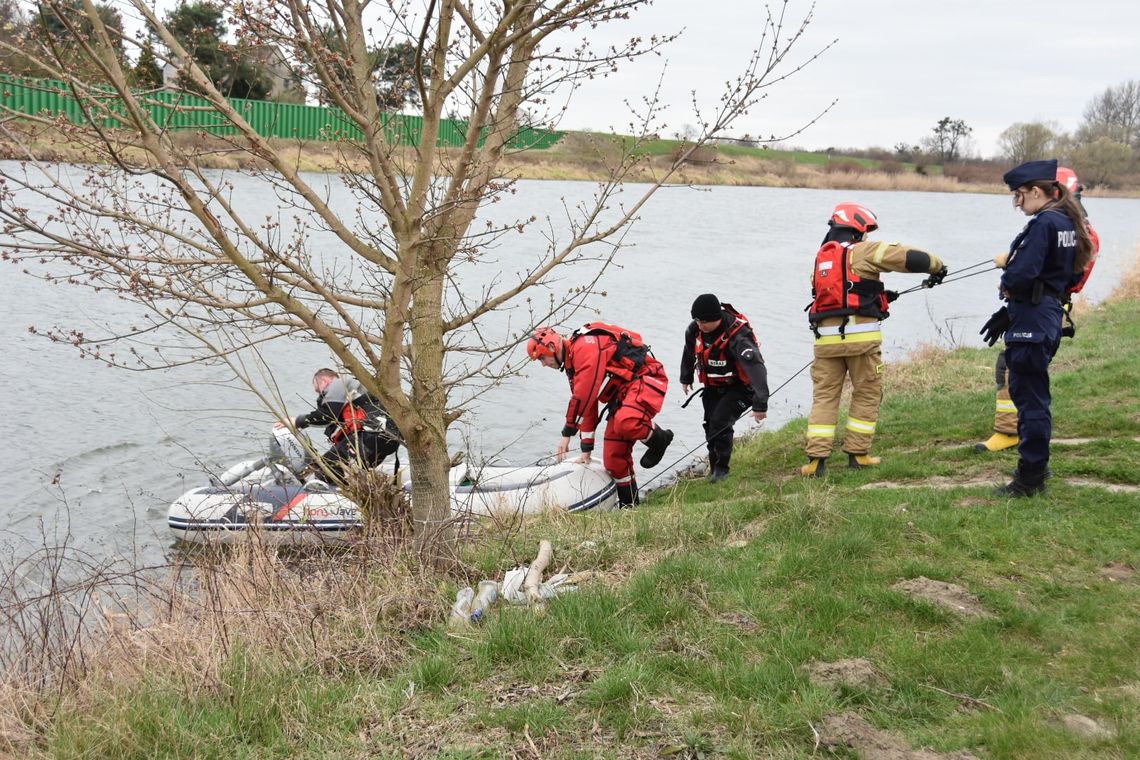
<box><xmin>922</xmin><ymin>265</ymin><xmax>948</xmax><ymax>289</ymax></box>
<box><xmin>1061</xmin><ymin>301</ymin><xmax>1076</xmax><ymax>338</ymax></box>
<box><xmin>980</xmin><ymin>306</ymin><xmax>1010</xmax><ymax>347</ymax></box>
<box><xmin>885</xmin><ymin>290</ymin><xmax>900</xmax><ymax>303</ymax></box>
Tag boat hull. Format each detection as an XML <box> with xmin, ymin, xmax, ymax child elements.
<box><xmin>168</xmin><ymin>461</ymin><xmax>616</xmax><ymax>544</ymax></box>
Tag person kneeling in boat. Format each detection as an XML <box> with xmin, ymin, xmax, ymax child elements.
<box><xmin>680</xmin><ymin>293</ymin><xmax>769</xmax><ymax>483</ymax></box>
<box><xmin>527</xmin><ymin>323</ymin><xmax>674</xmax><ymax>508</ymax></box>
<box><xmin>289</xmin><ymin>368</ymin><xmax>401</xmax><ymax>486</ymax></box>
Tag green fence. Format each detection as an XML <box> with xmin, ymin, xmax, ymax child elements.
<box><xmin>0</xmin><ymin>76</ymin><xmax>563</xmax><ymax>150</ymax></box>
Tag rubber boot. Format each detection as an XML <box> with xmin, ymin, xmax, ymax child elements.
<box><xmin>799</xmin><ymin>457</ymin><xmax>827</xmax><ymax>478</ymax></box>
<box><xmin>616</xmin><ymin>480</ymin><xmax>639</xmax><ymax>509</ymax></box>
<box><xmin>994</xmin><ymin>461</ymin><xmax>1047</xmax><ymax>498</ymax></box>
<box><xmin>639</xmin><ymin>426</ymin><xmax>674</xmax><ymax>469</ymax></box>
<box><xmin>974</xmin><ymin>432</ymin><xmax>1018</xmax><ymax>453</ymax></box>
<box><xmin>847</xmin><ymin>453</ymin><xmax>881</xmax><ymax>469</ymax></box>
<box><xmin>708</xmin><ymin>468</ymin><xmax>729</xmax><ymax>484</ymax></box>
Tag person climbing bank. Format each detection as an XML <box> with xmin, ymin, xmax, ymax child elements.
<box><xmin>680</xmin><ymin>294</ymin><xmax>769</xmax><ymax>483</ymax></box>
<box><xmin>528</xmin><ymin>323</ymin><xmax>673</xmax><ymax>507</ymax></box>
<box><xmin>978</xmin><ymin>159</ymin><xmax>1095</xmax><ymax>497</ymax></box>
<box><xmin>801</xmin><ymin>202</ymin><xmax>949</xmax><ymax>477</ymax></box>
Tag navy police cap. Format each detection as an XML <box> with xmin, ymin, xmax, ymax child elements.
<box><xmin>1003</xmin><ymin>159</ymin><xmax>1058</xmax><ymax>190</ymax></box>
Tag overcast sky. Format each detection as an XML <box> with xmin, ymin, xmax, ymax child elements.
<box><xmin>553</xmin><ymin>0</ymin><xmax>1140</xmax><ymax>157</ymax></box>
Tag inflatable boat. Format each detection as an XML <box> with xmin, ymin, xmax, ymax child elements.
<box><xmin>451</xmin><ymin>459</ymin><xmax>617</xmax><ymax>518</ymax></box>
<box><xmin>168</xmin><ymin>428</ymin><xmax>616</xmax><ymax>545</ymax></box>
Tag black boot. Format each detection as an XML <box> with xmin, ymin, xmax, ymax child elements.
<box><xmin>616</xmin><ymin>481</ymin><xmax>639</xmax><ymax>509</ymax></box>
<box><xmin>639</xmin><ymin>426</ymin><xmax>674</xmax><ymax>468</ymax></box>
<box><xmin>708</xmin><ymin>468</ymin><xmax>729</xmax><ymax>483</ymax></box>
<box><xmin>994</xmin><ymin>461</ymin><xmax>1047</xmax><ymax>498</ymax></box>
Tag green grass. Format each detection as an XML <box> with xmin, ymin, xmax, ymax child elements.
<box><xmin>35</xmin><ymin>298</ymin><xmax>1140</xmax><ymax>758</ymax></box>
<box><xmin>560</xmin><ymin>130</ymin><xmax>931</xmax><ymax>174</ymax></box>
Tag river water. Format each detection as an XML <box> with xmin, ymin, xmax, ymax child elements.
<box><xmin>2</xmin><ymin>162</ymin><xmax>1139</xmax><ymax>564</ymax></box>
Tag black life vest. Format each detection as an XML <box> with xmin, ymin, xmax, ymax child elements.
<box><xmin>807</xmin><ymin>241</ymin><xmax>888</xmax><ymax>334</ymax></box>
<box><xmin>695</xmin><ymin>304</ymin><xmax>754</xmax><ymax>387</ymax></box>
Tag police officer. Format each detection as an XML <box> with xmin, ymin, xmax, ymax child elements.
<box><xmin>979</xmin><ymin>159</ymin><xmax>1095</xmax><ymax>496</ymax></box>
<box><xmin>801</xmin><ymin>203</ymin><xmax>949</xmax><ymax>477</ymax></box>
<box><xmin>976</xmin><ymin>165</ymin><xmax>1100</xmax><ymax>454</ymax></box>
<box><xmin>680</xmin><ymin>294</ymin><xmax>769</xmax><ymax>483</ymax></box>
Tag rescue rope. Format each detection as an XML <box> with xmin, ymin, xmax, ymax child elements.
<box><xmin>637</xmin><ymin>259</ymin><xmax>1001</xmax><ymax>493</ymax></box>
<box><xmin>895</xmin><ymin>262</ymin><xmax>998</xmax><ymax>296</ymax></box>
<box><xmin>637</xmin><ymin>358</ymin><xmax>814</xmax><ymax>492</ymax></box>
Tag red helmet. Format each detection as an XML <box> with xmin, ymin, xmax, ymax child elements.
<box><xmin>526</xmin><ymin>326</ymin><xmax>563</xmax><ymax>361</ymax></box>
<box><xmin>1056</xmin><ymin>166</ymin><xmax>1081</xmax><ymax>194</ymax></box>
<box><xmin>830</xmin><ymin>202</ymin><xmax>878</xmax><ymax>234</ymax></box>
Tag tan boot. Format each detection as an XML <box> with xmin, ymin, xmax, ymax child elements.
<box><xmin>800</xmin><ymin>457</ymin><xmax>827</xmax><ymax>478</ymax></box>
<box><xmin>974</xmin><ymin>432</ymin><xmax>1018</xmax><ymax>453</ymax></box>
<box><xmin>847</xmin><ymin>453</ymin><xmax>881</xmax><ymax>469</ymax></box>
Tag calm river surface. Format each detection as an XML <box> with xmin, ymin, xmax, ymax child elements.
<box><xmin>3</xmin><ymin>162</ymin><xmax>1139</xmax><ymax>563</ymax></box>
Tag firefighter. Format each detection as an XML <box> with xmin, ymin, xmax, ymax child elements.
<box><xmin>976</xmin><ymin>165</ymin><xmax>1100</xmax><ymax>453</ymax></box>
<box><xmin>528</xmin><ymin>323</ymin><xmax>673</xmax><ymax>508</ymax></box>
<box><xmin>291</xmin><ymin>368</ymin><xmax>402</xmax><ymax>484</ymax></box>
<box><xmin>680</xmin><ymin>294</ymin><xmax>769</xmax><ymax>483</ymax></box>
<box><xmin>800</xmin><ymin>202</ymin><xmax>949</xmax><ymax>477</ymax></box>
<box><xmin>979</xmin><ymin>159</ymin><xmax>1095</xmax><ymax>497</ymax></box>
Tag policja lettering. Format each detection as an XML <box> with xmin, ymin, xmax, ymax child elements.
<box><xmin>1057</xmin><ymin>229</ymin><xmax>1076</xmax><ymax>247</ymax></box>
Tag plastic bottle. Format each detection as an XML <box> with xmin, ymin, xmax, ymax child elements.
<box><xmin>468</xmin><ymin>580</ymin><xmax>499</xmax><ymax>623</ymax></box>
<box><xmin>449</xmin><ymin>587</ymin><xmax>475</xmax><ymax>625</ymax></box>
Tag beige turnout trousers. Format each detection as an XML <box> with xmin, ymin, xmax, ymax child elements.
<box><xmin>805</xmin><ymin>340</ymin><xmax>883</xmax><ymax>458</ymax></box>
<box><xmin>993</xmin><ymin>352</ymin><xmax>1018</xmax><ymax>435</ymax></box>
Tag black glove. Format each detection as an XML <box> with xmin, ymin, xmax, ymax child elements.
<box><xmin>885</xmin><ymin>290</ymin><xmax>900</xmax><ymax>303</ymax></box>
<box><xmin>1061</xmin><ymin>302</ymin><xmax>1076</xmax><ymax>338</ymax></box>
<box><xmin>979</xmin><ymin>306</ymin><xmax>1010</xmax><ymax>347</ymax></box>
<box><xmin>922</xmin><ymin>266</ymin><xmax>948</xmax><ymax>289</ymax></box>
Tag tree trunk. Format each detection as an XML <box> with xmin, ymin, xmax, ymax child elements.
<box><xmin>404</xmin><ymin>425</ymin><xmax>456</xmax><ymax>569</ymax></box>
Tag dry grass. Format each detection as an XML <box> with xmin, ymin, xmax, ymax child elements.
<box><xmin>0</xmin><ymin>472</ymin><xmax>441</xmax><ymax>754</ymax></box>
<box><xmin>882</xmin><ymin>342</ymin><xmax>967</xmax><ymax>396</ymax></box>
<box><xmin>1110</xmin><ymin>248</ymin><xmax>1140</xmax><ymax>301</ymax></box>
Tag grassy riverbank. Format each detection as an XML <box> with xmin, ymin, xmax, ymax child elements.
<box><xmin>7</xmin><ymin>123</ymin><xmax>1138</xmax><ymax>195</ymax></box>
<box><xmin>0</xmin><ymin>123</ymin><xmax>1011</xmax><ymax>194</ymax></box>
<box><xmin>5</xmin><ymin>273</ymin><xmax>1140</xmax><ymax>758</ymax></box>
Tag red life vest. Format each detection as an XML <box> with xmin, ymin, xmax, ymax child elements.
<box><xmin>1067</xmin><ymin>222</ymin><xmax>1100</xmax><ymax>296</ymax></box>
<box><xmin>807</xmin><ymin>241</ymin><xmax>888</xmax><ymax>332</ymax></box>
<box><xmin>695</xmin><ymin>304</ymin><xmax>754</xmax><ymax>387</ymax></box>
<box><xmin>329</xmin><ymin>402</ymin><xmax>368</xmax><ymax>443</ymax></box>
<box><xmin>572</xmin><ymin>322</ymin><xmax>650</xmax><ymax>383</ymax></box>
<box><xmin>570</xmin><ymin>322</ymin><xmax>653</xmax><ymax>405</ymax></box>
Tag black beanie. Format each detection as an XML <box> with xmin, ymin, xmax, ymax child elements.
<box><xmin>691</xmin><ymin>293</ymin><xmax>722</xmax><ymax>321</ymax></box>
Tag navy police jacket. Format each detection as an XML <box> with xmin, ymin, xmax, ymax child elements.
<box><xmin>1000</xmin><ymin>209</ymin><xmax>1079</xmax><ymax>345</ymax></box>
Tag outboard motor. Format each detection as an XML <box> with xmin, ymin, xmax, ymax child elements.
<box><xmin>267</xmin><ymin>425</ymin><xmax>313</xmax><ymax>476</ymax></box>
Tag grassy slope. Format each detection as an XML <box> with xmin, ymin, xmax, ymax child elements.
<box><xmin>43</xmin><ymin>299</ymin><xmax>1140</xmax><ymax>759</ymax></box>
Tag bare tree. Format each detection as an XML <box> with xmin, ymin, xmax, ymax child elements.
<box><xmin>1070</xmin><ymin>136</ymin><xmax>1134</xmax><ymax>188</ymax></box>
<box><xmin>0</xmin><ymin>0</ymin><xmax>832</xmax><ymax>562</ymax></box>
<box><xmin>925</xmin><ymin>116</ymin><xmax>972</xmax><ymax>163</ymax></box>
<box><xmin>1080</xmin><ymin>79</ymin><xmax>1140</xmax><ymax>150</ymax></box>
<box><xmin>997</xmin><ymin>121</ymin><xmax>1060</xmax><ymax>165</ymax></box>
